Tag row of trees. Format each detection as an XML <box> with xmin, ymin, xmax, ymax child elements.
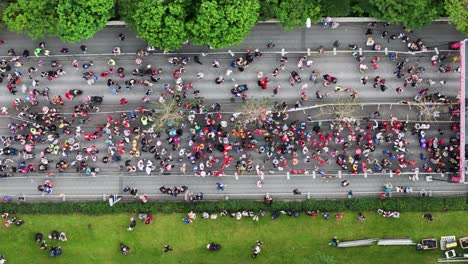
<box><xmin>0</xmin><ymin>0</ymin><xmax>466</xmax><ymax>50</ymax></box>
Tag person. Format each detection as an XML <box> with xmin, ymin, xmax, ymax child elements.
<box><xmin>194</xmin><ymin>56</ymin><xmax>202</xmax><ymax>65</ymax></box>
<box><xmin>329</xmin><ymin>237</ymin><xmax>339</xmax><ymax>246</ymax></box>
<box><xmin>35</xmin><ymin>232</ymin><xmax>43</xmax><ymax>243</ymax></box>
<box><xmin>49</xmin><ymin>230</ymin><xmax>60</xmax><ymax>240</ymax></box>
<box><xmin>216</xmin><ymin>182</ymin><xmax>225</xmax><ymax>191</ymax></box>
<box><xmin>293</xmin><ymin>188</ymin><xmax>301</xmax><ymax>195</ymax></box>
<box><xmin>264</xmin><ymin>194</ymin><xmax>273</xmax><ymax>205</ymax></box>
<box><xmin>267</xmin><ymin>41</ymin><xmax>275</xmax><ymax>48</ymax></box>
<box><xmin>80</xmin><ymin>45</ymin><xmax>87</xmax><ymax>53</ymax></box>
<box><xmin>40</xmin><ymin>240</ymin><xmax>48</xmax><ymax>250</ymax></box>
<box><xmin>333</xmin><ymin>40</ymin><xmax>340</xmax><ymax>48</ymax></box>
<box><xmin>163</xmin><ymin>245</ymin><xmax>173</xmax><ymax>252</ymax></box>
<box><xmin>251</xmin><ymin>240</ymin><xmax>263</xmax><ymax>257</ymax></box>
<box><xmin>127</xmin><ymin>217</ymin><xmax>137</xmax><ymax>231</ymax></box>
<box><xmin>358</xmin><ymin>212</ymin><xmax>366</xmax><ymax>223</ymax></box>
<box><xmin>59</xmin><ymin>232</ymin><xmax>67</xmax><ymax>241</ymax></box>
<box><xmin>119</xmin><ymin>33</ymin><xmax>126</xmax><ymax>41</ymax></box>
<box><xmin>120</xmin><ymin>243</ymin><xmax>130</xmax><ymax>255</ymax></box>
<box><xmin>422</xmin><ymin>213</ymin><xmax>433</xmax><ymax>221</ymax></box>
<box><xmin>113</xmin><ymin>47</ymin><xmax>121</xmax><ymax>56</ymax></box>
<box><xmin>341</xmin><ymin>180</ymin><xmax>350</xmax><ymax>187</ymax></box>
<box><xmin>207</xmin><ymin>243</ymin><xmax>221</xmax><ymax>251</ymax></box>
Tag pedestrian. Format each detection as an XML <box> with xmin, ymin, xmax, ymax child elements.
<box><xmin>113</xmin><ymin>47</ymin><xmax>121</xmax><ymax>56</ymax></box>
<box><xmin>216</xmin><ymin>182</ymin><xmax>225</xmax><ymax>191</ymax></box>
<box><xmin>194</xmin><ymin>56</ymin><xmax>202</xmax><ymax>65</ymax></box>
<box><xmin>120</xmin><ymin>98</ymin><xmax>128</xmax><ymax>105</ymax></box>
<box><xmin>341</xmin><ymin>180</ymin><xmax>350</xmax><ymax>187</ymax></box>
<box><xmin>196</xmin><ymin>72</ymin><xmax>204</xmax><ymax>79</ymax></box>
<box><xmin>365</xmin><ymin>28</ymin><xmax>373</xmax><ymax>35</ymax></box>
<box><xmin>293</xmin><ymin>188</ymin><xmax>301</xmax><ymax>195</ymax></box>
<box><xmin>119</xmin><ymin>33</ymin><xmax>126</xmax><ymax>41</ymax></box>
<box><xmin>80</xmin><ymin>45</ymin><xmax>87</xmax><ymax>53</ymax></box>
<box><xmin>34</xmin><ymin>48</ymin><xmax>42</xmax><ymax>57</ymax></box>
<box><xmin>163</xmin><ymin>245</ymin><xmax>173</xmax><ymax>252</ymax></box>
<box><xmin>212</xmin><ymin>60</ymin><xmax>220</xmax><ymax>68</ymax></box>
<box><xmin>267</xmin><ymin>41</ymin><xmax>275</xmax><ymax>48</ymax></box>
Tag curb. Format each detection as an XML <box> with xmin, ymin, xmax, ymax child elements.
<box><xmin>106</xmin><ymin>17</ymin><xmax>451</xmax><ymax>26</ymax></box>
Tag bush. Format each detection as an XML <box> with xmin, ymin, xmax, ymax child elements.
<box><xmin>1</xmin><ymin>197</ymin><xmax>466</xmax><ymax>215</ymax></box>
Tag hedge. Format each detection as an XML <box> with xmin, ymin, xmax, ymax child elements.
<box><xmin>0</xmin><ymin>197</ymin><xmax>466</xmax><ymax>215</ymax></box>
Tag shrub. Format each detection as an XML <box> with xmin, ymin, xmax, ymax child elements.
<box><xmin>0</xmin><ymin>197</ymin><xmax>465</xmax><ymax>215</ymax></box>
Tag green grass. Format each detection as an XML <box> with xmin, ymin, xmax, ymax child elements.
<box><xmin>0</xmin><ymin>211</ymin><xmax>467</xmax><ymax>264</ymax></box>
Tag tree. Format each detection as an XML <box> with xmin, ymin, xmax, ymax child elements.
<box><xmin>132</xmin><ymin>0</ymin><xmax>188</xmax><ymax>51</ymax></box>
<box><xmin>274</xmin><ymin>0</ymin><xmax>321</xmax><ymax>30</ymax></box>
<box><xmin>116</xmin><ymin>0</ymin><xmax>137</xmax><ymax>25</ymax></box>
<box><xmin>368</xmin><ymin>0</ymin><xmax>438</xmax><ymax>30</ymax></box>
<box><xmin>2</xmin><ymin>0</ymin><xmax>58</xmax><ymax>39</ymax></box>
<box><xmin>57</xmin><ymin>0</ymin><xmax>114</xmax><ymax>42</ymax></box>
<box><xmin>445</xmin><ymin>0</ymin><xmax>468</xmax><ymax>35</ymax></box>
<box><xmin>259</xmin><ymin>0</ymin><xmax>278</xmax><ymax>21</ymax></box>
<box><xmin>320</xmin><ymin>0</ymin><xmax>350</xmax><ymax>17</ymax></box>
<box><xmin>236</xmin><ymin>98</ymin><xmax>272</xmax><ymax>128</ymax></box>
<box><xmin>413</xmin><ymin>99</ymin><xmax>448</xmax><ymax>122</ymax></box>
<box><xmin>187</xmin><ymin>0</ymin><xmax>260</xmax><ymax>48</ymax></box>
<box><xmin>151</xmin><ymin>99</ymin><xmax>186</xmax><ymax>131</ymax></box>
<box><xmin>319</xmin><ymin>97</ymin><xmax>359</xmax><ymax>120</ymax></box>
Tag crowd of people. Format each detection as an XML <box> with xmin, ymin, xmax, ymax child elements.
<box><xmin>0</xmin><ymin>22</ymin><xmax>461</xmax><ymax>200</ymax></box>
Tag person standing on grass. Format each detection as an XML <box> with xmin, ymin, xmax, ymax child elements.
<box><xmin>163</xmin><ymin>245</ymin><xmax>173</xmax><ymax>252</ymax></box>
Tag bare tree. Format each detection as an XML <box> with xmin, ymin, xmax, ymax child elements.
<box><xmin>318</xmin><ymin>97</ymin><xmax>360</xmax><ymax>120</ymax></box>
<box><xmin>151</xmin><ymin>99</ymin><xmax>185</xmax><ymax>131</ymax></box>
<box><xmin>236</xmin><ymin>98</ymin><xmax>273</xmax><ymax>128</ymax></box>
<box><xmin>413</xmin><ymin>98</ymin><xmax>448</xmax><ymax>122</ymax></box>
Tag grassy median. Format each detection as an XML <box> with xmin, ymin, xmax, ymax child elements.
<box><xmin>0</xmin><ymin>211</ymin><xmax>467</xmax><ymax>263</ymax></box>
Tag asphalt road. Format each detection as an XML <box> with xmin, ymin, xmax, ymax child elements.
<box><xmin>0</xmin><ymin>22</ymin><xmax>465</xmax><ymax>201</ymax></box>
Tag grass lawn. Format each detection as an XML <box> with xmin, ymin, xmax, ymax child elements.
<box><xmin>0</xmin><ymin>211</ymin><xmax>467</xmax><ymax>264</ymax></box>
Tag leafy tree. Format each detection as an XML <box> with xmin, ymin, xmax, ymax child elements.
<box><xmin>116</xmin><ymin>0</ymin><xmax>138</xmax><ymax>25</ymax></box>
<box><xmin>187</xmin><ymin>0</ymin><xmax>260</xmax><ymax>48</ymax></box>
<box><xmin>320</xmin><ymin>0</ymin><xmax>350</xmax><ymax>17</ymax></box>
<box><xmin>274</xmin><ymin>0</ymin><xmax>321</xmax><ymax>30</ymax></box>
<box><xmin>132</xmin><ymin>0</ymin><xmax>188</xmax><ymax>51</ymax></box>
<box><xmin>368</xmin><ymin>0</ymin><xmax>438</xmax><ymax>30</ymax></box>
<box><xmin>57</xmin><ymin>0</ymin><xmax>114</xmax><ymax>42</ymax></box>
<box><xmin>445</xmin><ymin>0</ymin><xmax>468</xmax><ymax>35</ymax></box>
<box><xmin>350</xmin><ymin>0</ymin><xmax>373</xmax><ymax>16</ymax></box>
<box><xmin>259</xmin><ymin>0</ymin><xmax>279</xmax><ymax>21</ymax></box>
<box><xmin>2</xmin><ymin>0</ymin><xmax>58</xmax><ymax>39</ymax></box>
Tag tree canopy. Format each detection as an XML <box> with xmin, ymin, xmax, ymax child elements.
<box><xmin>444</xmin><ymin>0</ymin><xmax>468</xmax><ymax>35</ymax></box>
<box><xmin>368</xmin><ymin>0</ymin><xmax>439</xmax><ymax>30</ymax></box>
<box><xmin>132</xmin><ymin>0</ymin><xmax>188</xmax><ymax>51</ymax></box>
<box><xmin>274</xmin><ymin>0</ymin><xmax>321</xmax><ymax>30</ymax></box>
<box><xmin>320</xmin><ymin>0</ymin><xmax>350</xmax><ymax>17</ymax></box>
<box><xmin>57</xmin><ymin>0</ymin><xmax>114</xmax><ymax>42</ymax></box>
<box><xmin>187</xmin><ymin>0</ymin><xmax>260</xmax><ymax>48</ymax></box>
<box><xmin>2</xmin><ymin>0</ymin><xmax>58</xmax><ymax>39</ymax></box>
